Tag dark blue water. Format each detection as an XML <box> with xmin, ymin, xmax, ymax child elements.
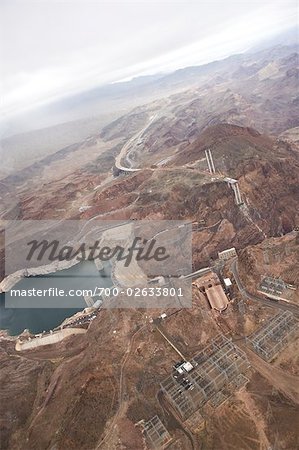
<box><xmin>0</xmin><ymin>261</ymin><xmax>112</xmax><ymax>336</ymax></box>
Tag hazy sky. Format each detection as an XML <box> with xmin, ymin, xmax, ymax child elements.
<box><xmin>0</xmin><ymin>0</ymin><xmax>298</xmax><ymax>117</ymax></box>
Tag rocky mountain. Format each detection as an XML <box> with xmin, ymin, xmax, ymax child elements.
<box><xmin>1</xmin><ymin>32</ymin><xmax>299</xmax><ymax>450</ymax></box>
<box><xmin>1</xmin><ymin>36</ymin><xmax>298</xmax><ymax>179</ymax></box>
<box><xmin>6</xmin><ymin>123</ymin><xmax>298</xmax><ymax>274</ymax></box>
<box><xmin>100</xmin><ymin>44</ymin><xmax>298</xmax><ymax>167</ymax></box>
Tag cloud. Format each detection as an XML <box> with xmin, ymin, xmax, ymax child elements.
<box><xmin>0</xmin><ymin>0</ymin><xmax>297</xmax><ymax>117</ymax></box>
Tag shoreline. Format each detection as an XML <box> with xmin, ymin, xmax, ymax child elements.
<box><xmin>0</xmin><ymin>258</ymin><xmax>82</xmax><ymax>339</ymax></box>
<box><xmin>0</xmin><ymin>259</ymin><xmax>112</xmax><ymax>338</ymax></box>
<box><xmin>0</xmin><ymin>258</ymin><xmax>81</xmax><ymax>293</ymax></box>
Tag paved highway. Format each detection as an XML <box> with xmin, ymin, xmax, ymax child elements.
<box><xmin>231</xmin><ymin>259</ymin><xmax>299</xmax><ymax>316</ymax></box>
<box><xmin>115</xmin><ymin>114</ymin><xmax>158</xmax><ymax>172</ymax></box>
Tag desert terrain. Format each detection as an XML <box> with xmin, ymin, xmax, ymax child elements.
<box><xmin>0</xmin><ymin>34</ymin><xmax>299</xmax><ymax>450</ymax></box>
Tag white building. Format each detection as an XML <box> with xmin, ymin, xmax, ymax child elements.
<box><xmin>223</xmin><ymin>278</ymin><xmax>232</xmax><ymax>288</ymax></box>
<box><xmin>182</xmin><ymin>362</ymin><xmax>194</xmax><ymax>372</ymax></box>
<box><xmin>175</xmin><ymin>361</ymin><xmax>194</xmax><ymax>374</ymax></box>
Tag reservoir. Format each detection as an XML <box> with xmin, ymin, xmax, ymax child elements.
<box><xmin>0</xmin><ymin>261</ymin><xmax>112</xmax><ymax>336</ymax></box>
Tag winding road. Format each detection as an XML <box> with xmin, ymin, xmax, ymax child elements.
<box><xmin>115</xmin><ymin>114</ymin><xmax>158</xmax><ymax>172</ymax></box>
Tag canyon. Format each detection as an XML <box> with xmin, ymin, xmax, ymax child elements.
<box><xmin>0</xmin><ymin>36</ymin><xmax>299</xmax><ymax>450</ymax></box>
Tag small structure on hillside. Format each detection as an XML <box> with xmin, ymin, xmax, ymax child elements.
<box><xmin>218</xmin><ymin>247</ymin><xmax>237</xmax><ymax>261</ymax></box>
<box><xmin>223</xmin><ymin>278</ymin><xmax>232</xmax><ymax>288</ymax></box>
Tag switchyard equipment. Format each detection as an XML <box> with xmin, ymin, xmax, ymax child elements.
<box><xmin>259</xmin><ymin>276</ymin><xmax>287</xmax><ymax>296</ymax></box>
<box><xmin>143</xmin><ymin>415</ymin><xmax>171</xmax><ymax>449</ymax></box>
<box><xmin>160</xmin><ymin>335</ymin><xmax>250</xmax><ymax>421</ymax></box>
<box><xmin>259</xmin><ymin>276</ymin><xmax>296</xmax><ymax>295</ymax></box>
<box><xmin>246</xmin><ymin>311</ymin><xmax>298</xmax><ymax>361</ymax></box>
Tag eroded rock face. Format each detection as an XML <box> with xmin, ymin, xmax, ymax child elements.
<box><xmin>1</xmin><ymin>119</ymin><xmax>299</xmax><ymax>449</ymax></box>
<box><xmin>0</xmin><ymin>347</ymin><xmax>54</xmax><ymax>449</ymax></box>
<box><xmin>0</xmin><ymin>309</ymin><xmax>148</xmax><ymax>450</ymax></box>
<box><xmin>4</xmin><ymin>124</ymin><xmax>299</xmax><ymax>272</ymax></box>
